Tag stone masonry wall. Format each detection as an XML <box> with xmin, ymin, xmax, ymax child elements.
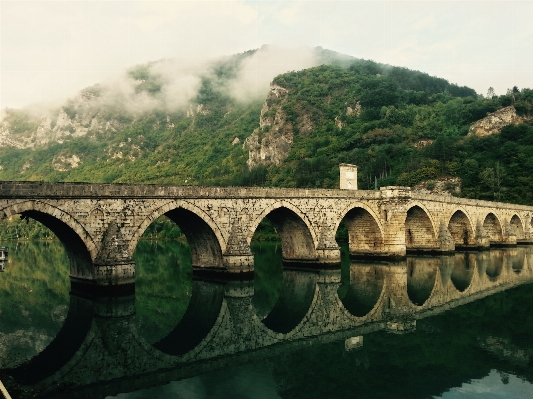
<box><xmin>1</xmin><ymin>183</ymin><xmax>533</xmax><ymax>284</ymax></box>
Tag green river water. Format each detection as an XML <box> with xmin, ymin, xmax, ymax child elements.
<box><xmin>0</xmin><ymin>240</ymin><xmax>532</xmax><ymax>399</ymax></box>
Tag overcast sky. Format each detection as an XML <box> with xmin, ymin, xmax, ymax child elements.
<box><xmin>1</xmin><ymin>0</ymin><xmax>532</xmax><ymax>110</ymax></box>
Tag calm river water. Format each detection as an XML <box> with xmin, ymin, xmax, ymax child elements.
<box><xmin>0</xmin><ymin>240</ymin><xmax>532</xmax><ymax>399</ymax></box>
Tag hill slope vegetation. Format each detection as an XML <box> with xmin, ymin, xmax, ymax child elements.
<box><xmin>0</xmin><ymin>48</ymin><xmax>532</xmax><ymax>206</ymax></box>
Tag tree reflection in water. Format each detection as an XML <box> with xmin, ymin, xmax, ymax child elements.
<box><xmin>0</xmin><ymin>242</ymin><xmax>532</xmax><ymax>399</ymax></box>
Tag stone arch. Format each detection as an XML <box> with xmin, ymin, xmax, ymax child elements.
<box><xmin>483</xmin><ymin>213</ymin><xmax>504</xmax><ymax>243</ymax></box>
<box><xmin>448</xmin><ymin>209</ymin><xmax>475</xmax><ymax>246</ymax></box>
<box><xmin>249</xmin><ymin>202</ymin><xmax>318</xmax><ymax>262</ymax></box>
<box><xmin>510</xmin><ymin>214</ymin><xmax>525</xmax><ymax>240</ymax></box>
<box><xmin>0</xmin><ymin>201</ymin><xmax>96</xmax><ymax>279</ymax></box>
<box><xmin>405</xmin><ymin>204</ymin><xmax>438</xmax><ymax>250</ymax></box>
<box><xmin>336</xmin><ymin>203</ymin><xmax>384</xmax><ymax>256</ymax></box>
<box><xmin>130</xmin><ymin>201</ymin><xmax>225</xmax><ymax>268</ymax></box>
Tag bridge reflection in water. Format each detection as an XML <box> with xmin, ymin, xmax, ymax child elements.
<box><xmin>1</xmin><ymin>247</ymin><xmax>533</xmax><ymax>398</ymax></box>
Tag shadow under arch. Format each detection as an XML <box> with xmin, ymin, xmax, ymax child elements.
<box><xmin>450</xmin><ymin>253</ymin><xmax>475</xmax><ymax>292</ymax></box>
<box><xmin>448</xmin><ymin>209</ymin><xmax>475</xmax><ymax>247</ymax></box>
<box><xmin>405</xmin><ymin>205</ymin><xmax>438</xmax><ymax>253</ymax></box>
<box><xmin>406</xmin><ymin>257</ymin><xmax>439</xmax><ymax>306</ymax></box>
<box><xmin>153</xmin><ymin>279</ymin><xmax>225</xmax><ymax>356</ymax></box>
<box><xmin>0</xmin><ymin>202</ymin><xmax>94</xmax><ymax>280</ymax></box>
<box><xmin>340</xmin><ymin>263</ymin><xmax>385</xmax><ymax>317</ymax></box>
<box><xmin>337</xmin><ymin>205</ymin><xmax>384</xmax><ymax>258</ymax></box>
<box><xmin>260</xmin><ymin>270</ymin><xmax>317</xmax><ymax>334</ymax></box>
<box><xmin>483</xmin><ymin>213</ymin><xmax>504</xmax><ymax>244</ymax></box>
<box><xmin>131</xmin><ymin>202</ymin><xmax>225</xmax><ymax>268</ymax></box>
<box><xmin>250</xmin><ymin>204</ymin><xmax>317</xmax><ymax>263</ymax></box>
<box><xmin>510</xmin><ymin>214</ymin><xmax>525</xmax><ymax>240</ymax></box>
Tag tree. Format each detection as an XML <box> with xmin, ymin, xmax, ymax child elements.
<box><xmin>480</xmin><ymin>162</ymin><xmax>505</xmax><ymax>200</ymax></box>
<box><xmin>487</xmin><ymin>87</ymin><xmax>496</xmax><ymax>98</ymax></box>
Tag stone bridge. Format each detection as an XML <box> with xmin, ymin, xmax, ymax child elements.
<box><xmin>2</xmin><ymin>248</ymin><xmax>533</xmax><ymax>399</ymax></box>
<box><xmin>1</xmin><ymin>181</ymin><xmax>533</xmax><ymax>286</ymax></box>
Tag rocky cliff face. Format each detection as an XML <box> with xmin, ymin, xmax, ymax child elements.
<box><xmin>0</xmin><ymin>88</ymin><xmax>118</xmax><ymax>149</ymax></box>
<box><xmin>467</xmin><ymin>105</ymin><xmax>529</xmax><ymax>137</ymax></box>
<box><xmin>243</xmin><ymin>85</ymin><xmax>294</xmax><ymax>169</ymax></box>
<box><xmin>413</xmin><ymin>177</ymin><xmax>461</xmax><ymax>195</ymax></box>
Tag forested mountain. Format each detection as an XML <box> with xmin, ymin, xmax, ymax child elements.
<box><xmin>1</xmin><ymin>46</ymin><xmax>532</xmax><ymax>206</ymax></box>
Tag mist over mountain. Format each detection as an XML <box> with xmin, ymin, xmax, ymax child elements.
<box><xmin>0</xmin><ymin>46</ymin><xmax>532</xmax><ymax>205</ymax></box>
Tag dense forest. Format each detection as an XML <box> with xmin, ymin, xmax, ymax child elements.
<box><xmin>0</xmin><ymin>49</ymin><xmax>532</xmax><ymax>239</ymax></box>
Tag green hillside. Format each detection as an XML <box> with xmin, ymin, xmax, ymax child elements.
<box><xmin>0</xmin><ymin>49</ymin><xmax>532</xmax><ymax>206</ymax></box>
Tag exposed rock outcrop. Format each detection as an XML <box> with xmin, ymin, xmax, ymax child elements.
<box><xmin>0</xmin><ymin>83</ymin><xmax>130</xmax><ymax>149</ymax></box>
<box><xmin>186</xmin><ymin>104</ymin><xmax>210</xmax><ymax>118</ymax></box>
<box><xmin>413</xmin><ymin>177</ymin><xmax>461</xmax><ymax>196</ymax></box>
<box><xmin>51</xmin><ymin>154</ymin><xmax>82</xmax><ymax>171</ymax></box>
<box><xmin>414</xmin><ymin>139</ymin><xmax>434</xmax><ymax>149</ymax></box>
<box><xmin>346</xmin><ymin>101</ymin><xmax>362</xmax><ymax>117</ymax></box>
<box><xmin>298</xmin><ymin>113</ymin><xmax>314</xmax><ymax>136</ymax></box>
<box><xmin>334</xmin><ymin>116</ymin><xmax>344</xmax><ymax>130</ymax></box>
<box><xmin>243</xmin><ymin>84</ymin><xmax>293</xmax><ymax>169</ymax></box>
<box><xmin>467</xmin><ymin>106</ymin><xmax>529</xmax><ymax>138</ymax></box>
<box><xmin>36</xmin><ymin>116</ymin><xmax>52</xmax><ymax>140</ymax></box>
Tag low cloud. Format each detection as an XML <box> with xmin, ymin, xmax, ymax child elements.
<box><xmin>42</xmin><ymin>45</ymin><xmax>322</xmax><ymax>117</ymax></box>
<box><xmin>227</xmin><ymin>45</ymin><xmax>320</xmax><ymax>102</ymax></box>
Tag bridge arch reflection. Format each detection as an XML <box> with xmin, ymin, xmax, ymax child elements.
<box><xmin>3</xmin><ymin>247</ymin><xmax>533</xmax><ymax>399</ymax></box>
<box><xmin>406</xmin><ymin>257</ymin><xmax>439</xmax><ymax>306</ymax></box>
<box><xmin>153</xmin><ymin>279</ymin><xmax>226</xmax><ymax>356</ymax></box>
<box><xmin>507</xmin><ymin>248</ymin><xmax>524</xmax><ymax>274</ymax></box>
<box><xmin>450</xmin><ymin>253</ymin><xmax>475</xmax><ymax>292</ymax></box>
<box><xmin>260</xmin><ymin>270</ymin><xmax>318</xmax><ymax>334</ymax></box>
<box><xmin>340</xmin><ymin>264</ymin><xmax>385</xmax><ymax>317</ymax></box>
<box><xmin>485</xmin><ymin>249</ymin><xmax>504</xmax><ymax>280</ymax></box>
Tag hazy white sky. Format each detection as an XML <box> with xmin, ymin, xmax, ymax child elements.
<box><xmin>1</xmin><ymin>0</ymin><xmax>532</xmax><ymax>109</ymax></box>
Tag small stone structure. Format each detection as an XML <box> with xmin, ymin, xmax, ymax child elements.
<box><xmin>339</xmin><ymin>163</ymin><xmax>358</xmax><ymax>190</ymax></box>
<box><xmin>0</xmin><ymin>177</ymin><xmax>532</xmax><ymax>286</ymax></box>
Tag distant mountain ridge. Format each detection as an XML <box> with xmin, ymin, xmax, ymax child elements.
<box><xmin>0</xmin><ymin>46</ymin><xmax>355</xmax><ymax>150</ymax></box>
<box><xmin>0</xmin><ymin>46</ymin><xmax>532</xmax><ymax>205</ymax></box>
